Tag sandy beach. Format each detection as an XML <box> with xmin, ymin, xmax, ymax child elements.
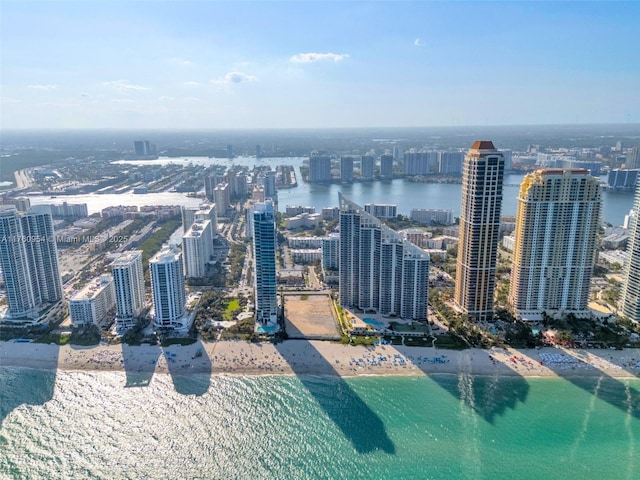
<box><xmin>2</xmin><ymin>339</ymin><xmax>640</xmax><ymax>380</ymax></box>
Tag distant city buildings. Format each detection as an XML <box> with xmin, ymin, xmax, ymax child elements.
<box><xmin>608</xmin><ymin>169</ymin><xmax>640</xmax><ymax>189</ymax></box>
<box><xmin>0</xmin><ymin>206</ymin><xmax>64</xmax><ymax>323</ymax></box>
<box><xmin>622</xmin><ymin>181</ymin><xmax>640</xmax><ymax>322</ymax></box>
<box><xmin>308</xmin><ymin>153</ymin><xmax>332</xmax><ymax>183</ymax></box>
<box><xmin>410</xmin><ymin>208</ymin><xmax>454</xmax><ymax>225</ymax></box>
<box><xmin>214</xmin><ymin>183</ymin><xmax>231</xmax><ymax>217</ymax></box>
<box><xmin>509</xmin><ymin>169</ymin><xmax>601</xmax><ymax>321</ymax></box>
<box><xmin>380</xmin><ymin>154</ymin><xmax>394</xmax><ymax>179</ymax></box>
<box><xmin>454</xmin><ymin>141</ymin><xmax>505</xmax><ymax>323</ymax></box>
<box><xmin>339</xmin><ymin>193</ymin><xmax>429</xmax><ymax>320</ymax></box>
<box><xmin>252</xmin><ymin>200</ymin><xmax>278</xmax><ymax>326</ymax></box>
<box><xmin>363</xmin><ymin>203</ymin><xmax>397</xmax><ymax>219</ymax></box>
<box><xmin>150</xmin><ymin>244</ymin><xmax>187</xmax><ymax>329</ymax></box>
<box><xmin>340</xmin><ymin>156</ymin><xmax>354</xmax><ymax>183</ymax></box>
<box><xmin>112</xmin><ymin>250</ymin><xmax>145</xmax><ymax>332</ymax></box>
<box><xmin>360</xmin><ymin>155</ymin><xmax>375</xmax><ymax>180</ymax></box>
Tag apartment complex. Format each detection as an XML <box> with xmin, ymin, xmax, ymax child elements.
<box><xmin>339</xmin><ymin>193</ymin><xmax>429</xmax><ymax>320</ymax></box>
<box><xmin>0</xmin><ymin>206</ymin><xmax>64</xmax><ymax>322</ymax></box>
<box><xmin>509</xmin><ymin>169</ymin><xmax>601</xmax><ymax>320</ymax></box>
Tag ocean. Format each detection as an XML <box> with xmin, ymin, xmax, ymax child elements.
<box><xmin>1</xmin><ymin>368</ymin><xmax>639</xmax><ymax>479</ymax></box>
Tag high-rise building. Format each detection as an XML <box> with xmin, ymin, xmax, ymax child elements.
<box><xmin>360</xmin><ymin>155</ymin><xmax>374</xmax><ymax>180</ymax></box>
<box><xmin>112</xmin><ymin>250</ymin><xmax>145</xmax><ymax>331</ymax></box>
<box><xmin>627</xmin><ymin>146</ymin><xmax>640</xmax><ymax>170</ymax></box>
<box><xmin>322</xmin><ymin>234</ymin><xmax>340</xmax><ymax>271</ymax></box>
<box><xmin>150</xmin><ymin>245</ymin><xmax>186</xmax><ymax>328</ymax></box>
<box><xmin>182</xmin><ymin>219</ymin><xmax>213</xmax><ymax>278</ymax></box>
<box><xmin>622</xmin><ymin>181</ymin><xmax>640</xmax><ymax>321</ymax></box>
<box><xmin>69</xmin><ymin>274</ymin><xmax>116</xmax><ymax>327</ymax></box>
<box><xmin>252</xmin><ymin>200</ymin><xmax>278</xmax><ymax>326</ymax></box>
<box><xmin>340</xmin><ymin>156</ymin><xmax>354</xmax><ymax>183</ymax></box>
<box><xmin>339</xmin><ymin>193</ymin><xmax>429</xmax><ymax>320</ymax></box>
<box><xmin>454</xmin><ymin>141</ymin><xmax>505</xmax><ymax>322</ymax></box>
<box><xmin>509</xmin><ymin>169</ymin><xmax>601</xmax><ymax>320</ymax></box>
<box><xmin>364</xmin><ymin>203</ymin><xmax>397</xmax><ymax>219</ymax></box>
<box><xmin>380</xmin><ymin>154</ymin><xmax>393</xmax><ymax>179</ymax></box>
<box><xmin>214</xmin><ymin>183</ymin><xmax>231</xmax><ymax>217</ymax></box>
<box><xmin>309</xmin><ymin>154</ymin><xmax>331</xmax><ymax>183</ymax></box>
<box><xmin>0</xmin><ymin>206</ymin><xmax>64</xmax><ymax>322</ymax></box>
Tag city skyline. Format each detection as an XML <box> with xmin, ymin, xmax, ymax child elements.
<box><xmin>2</xmin><ymin>1</ymin><xmax>639</xmax><ymax>130</ymax></box>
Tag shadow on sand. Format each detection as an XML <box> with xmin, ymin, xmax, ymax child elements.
<box><xmin>0</xmin><ymin>342</ymin><xmax>59</xmax><ymax>426</ymax></box>
<box><xmin>121</xmin><ymin>342</ymin><xmax>161</xmax><ymax>388</ymax></box>
<box><xmin>275</xmin><ymin>338</ymin><xmax>395</xmax><ymax>455</ymax></box>
<box><xmin>164</xmin><ymin>340</ymin><xmax>211</xmax><ymax>396</ymax></box>
<box><xmin>121</xmin><ymin>341</ymin><xmax>212</xmax><ymax>396</ymax></box>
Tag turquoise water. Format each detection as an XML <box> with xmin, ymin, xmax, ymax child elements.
<box><xmin>1</xmin><ymin>368</ymin><xmax>639</xmax><ymax>479</ymax></box>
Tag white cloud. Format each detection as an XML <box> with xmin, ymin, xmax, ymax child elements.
<box><xmin>184</xmin><ymin>81</ymin><xmax>200</xmax><ymax>86</ymax></box>
<box><xmin>158</xmin><ymin>96</ymin><xmax>175</xmax><ymax>101</ymax></box>
<box><xmin>28</xmin><ymin>84</ymin><xmax>57</xmax><ymax>90</ymax></box>
<box><xmin>102</xmin><ymin>80</ymin><xmax>149</xmax><ymax>93</ymax></box>
<box><xmin>414</xmin><ymin>38</ymin><xmax>426</xmax><ymax>47</ymax></box>
<box><xmin>211</xmin><ymin>71</ymin><xmax>259</xmax><ymax>85</ymax></box>
<box><xmin>290</xmin><ymin>52</ymin><xmax>349</xmax><ymax>63</ymax></box>
<box><xmin>168</xmin><ymin>57</ymin><xmax>193</xmax><ymax>66</ymax></box>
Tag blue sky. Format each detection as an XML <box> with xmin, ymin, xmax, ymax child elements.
<box><xmin>2</xmin><ymin>1</ymin><xmax>639</xmax><ymax>129</ymax></box>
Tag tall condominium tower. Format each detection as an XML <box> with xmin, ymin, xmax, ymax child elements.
<box><xmin>509</xmin><ymin>169</ymin><xmax>601</xmax><ymax>320</ymax></box>
<box><xmin>0</xmin><ymin>206</ymin><xmax>63</xmax><ymax>322</ymax></box>
<box><xmin>150</xmin><ymin>245</ymin><xmax>186</xmax><ymax>328</ymax></box>
<box><xmin>340</xmin><ymin>156</ymin><xmax>354</xmax><ymax>183</ymax></box>
<box><xmin>622</xmin><ymin>181</ymin><xmax>640</xmax><ymax>321</ymax></box>
<box><xmin>360</xmin><ymin>155</ymin><xmax>374</xmax><ymax>180</ymax></box>
<box><xmin>380</xmin><ymin>154</ymin><xmax>394</xmax><ymax>179</ymax></box>
<box><xmin>454</xmin><ymin>141</ymin><xmax>505</xmax><ymax>322</ymax></box>
<box><xmin>252</xmin><ymin>200</ymin><xmax>278</xmax><ymax>326</ymax></box>
<box><xmin>182</xmin><ymin>218</ymin><xmax>213</xmax><ymax>278</ymax></box>
<box><xmin>112</xmin><ymin>250</ymin><xmax>145</xmax><ymax>331</ymax></box>
<box><xmin>339</xmin><ymin>193</ymin><xmax>429</xmax><ymax>320</ymax></box>
<box><xmin>308</xmin><ymin>154</ymin><xmax>332</xmax><ymax>183</ymax></box>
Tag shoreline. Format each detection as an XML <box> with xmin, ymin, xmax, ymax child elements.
<box><xmin>2</xmin><ymin>340</ymin><xmax>640</xmax><ymax>380</ymax></box>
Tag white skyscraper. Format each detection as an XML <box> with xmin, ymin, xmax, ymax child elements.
<box><xmin>150</xmin><ymin>245</ymin><xmax>186</xmax><ymax>329</ymax></box>
<box><xmin>112</xmin><ymin>250</ymin><xmax>145</xmax><ymax>331</ymax></box>
<box><xmin>0</xmin><ymin>206</ymin><xmax>63</xmax><ymax>322</ymax></box>
<box><xmin>182</xmin><ymin>219</ymin><xmax>213</xmax><ymax>278</ymax></box>
<box><xmin>622</xmin><ymin>180</ymin><xmax>640</xmax><ymax>321</ymax></box>
<box><xmin>252</xmin><ymin>200</ymin><xmax>278</xmax><ymax>326</ymax></box>
<box><xmin>339</xmin><ymin>194</ymin><xmax>429</xmax><ymax>320</ymax></box>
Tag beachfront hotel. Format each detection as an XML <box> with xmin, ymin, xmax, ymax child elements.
<box><xmin>252</xmin><ymin>199</ymin><xmax>279</xmax><ymax>327</ymax></box>
<box><xmin>150</xmin><ymin>244</ymin><xmax>187</xmax><ymax>329</ymax></box>
<box><xmin>0</xmin><ymin>206</ymin><xmax>64</xmax><ymax>323</ymax></box>
<box><xmin>338</xmin><ymin>193</ymin><xmax>429</xmax><ymax>320</ymax></box>
<box><xmin>454</xmin><ymin>141</ymin><xmax>505</xmax><ymax>322</ymax></box>
<box><xmin>621</xmin><ymin>181</ymin><xmax>640</xmax><ymax>322</ymax></box>
<box><xmin>112</xmin><ymin>250</ymin><xmax>145</xmax><ymax>332</ymax></box>
<box><xmin>508</xmin><ymin>169</ymin><xmax>602</xmax><ymax>321</ymax></box>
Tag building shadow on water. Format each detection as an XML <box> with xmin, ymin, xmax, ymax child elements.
<box><xmin>164</xmin><ymin>340</ymin><xmax>211</xmax><ymax>396</ymax></box>
<box><xmin>409</xmin><ymin>348</ymin><xmax>530</xmax><ymax>424</ymax></box>
<box><xmin>543</xmin><ymin>349</ymin><xmax>640</xmax><ymax>419</ymax></box>
<box><xmin>0</xmin><ymin>342</ymin><xmax>59</xmax><ymax>426</ymax></box>
<box><xmin>121</xmin><ymin>342</ymin><xmax>161</xmax><ymax>388</ymax></box>
<box><xmin>275</xmin><ymin>339</ymin><xmax>396</xmax><ymax>455</ymax></box>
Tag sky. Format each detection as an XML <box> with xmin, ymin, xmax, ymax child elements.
<box><xmin>1</xmin><ymin>1</ymin><xmax>639</xmax><ymax>129</ymax></box>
